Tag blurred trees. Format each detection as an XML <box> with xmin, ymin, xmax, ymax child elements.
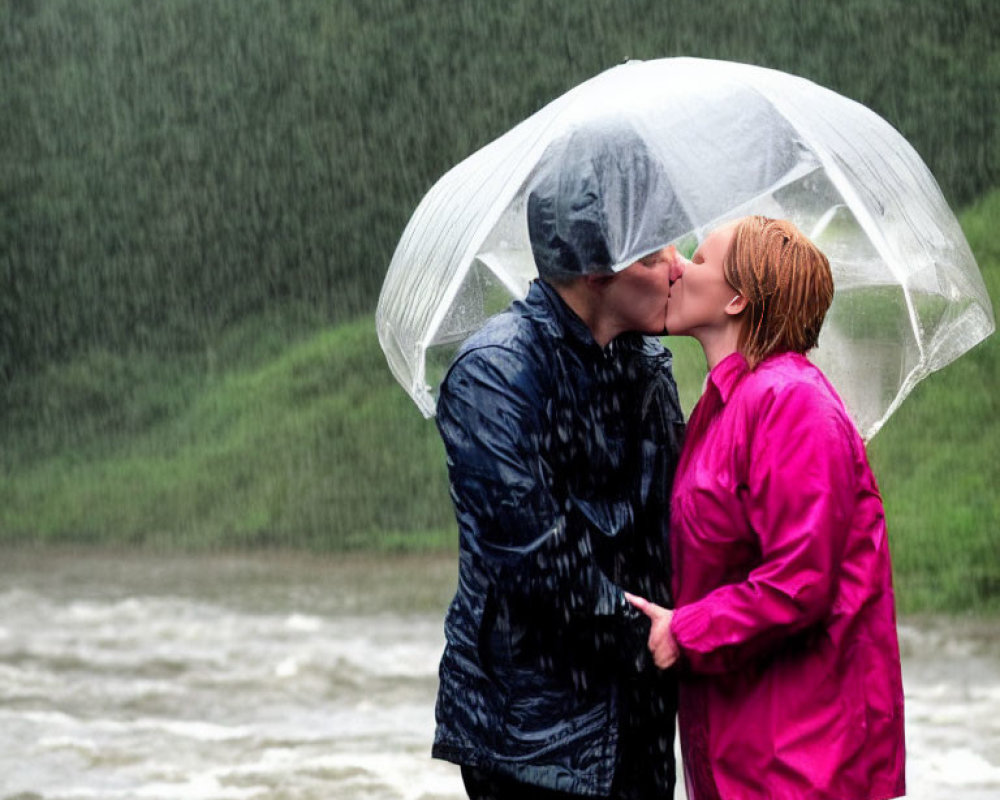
<box><xmin>1</xmin><ymin>0</ymin><xmax>997</xmax><ymax>380</ymax></box>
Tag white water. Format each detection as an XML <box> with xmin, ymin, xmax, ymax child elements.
<box><xmin>0</xmin><ymin>549</ymin><xmax>997</xmax><ymax>799</ymax></box>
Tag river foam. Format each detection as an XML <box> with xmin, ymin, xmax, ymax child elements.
<box><xmin>0</xmin><ymin>549</ymin><xmax>996</xmax><ymax>799</ymax></box>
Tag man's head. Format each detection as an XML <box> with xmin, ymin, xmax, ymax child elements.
<box><xmin>526</xmin><ymin>121</ymin><xmax>680</xmax><ymax>283</ymax></box>
<box><xmin>664</xmin><ymin>215</ymin><xmax>833</xmax><ymax>366</ymax></box>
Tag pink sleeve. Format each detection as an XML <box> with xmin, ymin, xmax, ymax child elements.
<box><xmin>671</xmin><ymin>381</ymin><xmax>857</xmax><ymax>674</ymax></box>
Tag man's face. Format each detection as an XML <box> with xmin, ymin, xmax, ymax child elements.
<box><xmin>602</xmin><ymin>246</ymin><xmax>682</xmax><ymax>336</ymax></box>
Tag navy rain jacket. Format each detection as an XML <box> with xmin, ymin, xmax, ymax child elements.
<box><xmin>432</xmin><ymin>279</ymin><xmax>685</xmax><ymax>796</ymax></box>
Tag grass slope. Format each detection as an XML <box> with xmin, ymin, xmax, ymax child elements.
<box><xmin>1</xmin><ymin>192</ymin><xmax>998</xmax><ymax>611</ymax></box>
<box><xmin>1</xmin><ymin>317</ymin><xmax>454</xmax><ymax>551</ymax></box>
<box><xmin>867</xmin><ymin>190</ymin><xmax>1000</xmax><ymax>612</ymax></box>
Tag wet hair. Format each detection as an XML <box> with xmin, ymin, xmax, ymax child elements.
<box><xmin>723</xmin><ymin>215</ymin><xmax>834</xmax><ymax>370</ymax></box>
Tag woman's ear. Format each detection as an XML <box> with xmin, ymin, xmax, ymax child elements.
<box><xmin>724</xmin><ymin>294</ymin><xmax>748</xmax><ymax>316</ymax></box>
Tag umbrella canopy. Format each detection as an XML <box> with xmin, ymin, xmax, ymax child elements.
<box><xmin>376</xmin><ymin>57</ymin><xmax>994</xmax><ymax>438</ymax></box>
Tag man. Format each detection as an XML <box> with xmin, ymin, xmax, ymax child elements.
<box><xmin>432</xmin><ymin>123</ymin><xmax>686</xmax><ymax>799</ymax></box>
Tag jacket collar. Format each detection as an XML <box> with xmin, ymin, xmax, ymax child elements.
<box><xmin>525</xmin><ymin>279</ymin><xmax>603</xmax><ymax>352</ymax></box>
<box><xmin>707</xmin><ymin>351</ymin><xmax>749</xmax><ymax>404</ymax></box>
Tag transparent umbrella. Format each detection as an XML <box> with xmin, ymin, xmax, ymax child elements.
<box><xmin>376</xmin><ymin>57</ymin><xmax>994</xmax><ymax>438</ymax></box>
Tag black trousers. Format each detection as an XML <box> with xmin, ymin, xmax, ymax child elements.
<box><xmin>461</xmin><ymin>766</ymin><xmax>582</xmax><ymax>800</ymax></box>
<box><xmin>459</xmin><ymin>679</ymin><xmax>676</xmax><ymax>800</ymax></box>
<box><xmin>461</xmin><ymin>756</ymin><xmax>672</xmax><ymax>800</ymax></box>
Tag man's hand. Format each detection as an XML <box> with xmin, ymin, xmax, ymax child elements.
<box><xmin>625</xmin><ymin>592</ymin><xmax>680</xmax><ymax>669</ymax></box>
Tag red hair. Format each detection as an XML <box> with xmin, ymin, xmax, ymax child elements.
<box><xmin>724</xmin><ymin>216</ymin><xmax>834</xmax><ymax>370</ymax></box>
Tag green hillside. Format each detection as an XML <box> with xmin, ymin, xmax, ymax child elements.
<box><xmin>0</xmin><ymin>315</ymin><xmax>453</xmax><ymax>551</ymax></box>
<box><xmin>2</xmin><ymin>1</ymin><xmax>998</xmax><ymax>613</ymax></box>
<box><xmin>2</xmin><ymin>192</ymin><xmax>998</xmax><ymax>612</ymax></box>
<box><xmin>867</xmin><ymin>191</ymin><xmax>1000</xmax><ymax>612</ymax></box>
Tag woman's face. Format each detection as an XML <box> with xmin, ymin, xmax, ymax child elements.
<box><xmin>665</xmin><ymin>223</ymin><xmax>740</xmax><ymax>337</ymax></box>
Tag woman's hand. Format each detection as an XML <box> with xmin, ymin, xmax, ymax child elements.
<box><xmin>625</xmin><ymin>592</ymin><xmax>680</xmax><ymax>669</ymax></box>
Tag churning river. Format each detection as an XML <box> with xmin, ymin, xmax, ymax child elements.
<box><xmin>1</xmin><ymin>549</ymin><xmax>998</xmax><ymax>799</ymax></box>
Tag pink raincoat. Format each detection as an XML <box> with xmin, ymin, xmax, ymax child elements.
<box><xmin>669</xmin><ymin>351</ymin><xmax>905</xmax><ymax>800</ymax></box>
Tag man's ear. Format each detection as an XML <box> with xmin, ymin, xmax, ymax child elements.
<box><xmin>724</xmin><ymin>294</ymin><xmax>748</xmax><ymax>316</ymax></box>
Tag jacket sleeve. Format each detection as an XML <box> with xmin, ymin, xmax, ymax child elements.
<box><xmin>670</xmin><ymin>381</ymin><xmax>857</xmax><ymax>674</ymax></box>
<box><xmin>436</xmin><ymin>344</ymin><xmax>648</xmax><ymax>651</ymax></box>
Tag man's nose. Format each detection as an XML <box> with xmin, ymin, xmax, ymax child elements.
<box><xmin>663</xmin><ymin>246</ymin><xmax>686</xmax><ymax>283</ymax></box>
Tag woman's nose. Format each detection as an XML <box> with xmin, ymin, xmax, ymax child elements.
<box><xmin>666</xmin><ymin>248</ymin><xmax>686</xmax><ymax>283</ymax></box>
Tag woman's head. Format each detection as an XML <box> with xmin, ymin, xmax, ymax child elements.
<box><xmin>724</xmin><ymin>215</ymin><xmax>834</xmax><ymax>369</ymax></box>
<box><xmin>665</xmin><ymin>215</ymin><xmax>833</xmax><ymax>369</ymax></box>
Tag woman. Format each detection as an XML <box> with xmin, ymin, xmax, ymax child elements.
<box><xmin>627</xmin><ymin>216</ymin><xmax>905</xmax><ymax>799</ymax></box>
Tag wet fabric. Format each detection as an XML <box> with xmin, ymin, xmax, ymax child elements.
<box><xmin>526</xmin><ymin>122</ymin><xmax>682</xmax><ymax>280</ymax></box>
<box><xmin>669</xmin><ymin>351</ymin><xmax>905</xmax><ymax>800</ymax></box>
<box><xmin>433</xmin><ymin>280</ymin><xmax>684</xmax><ymax>796</ymax></box>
